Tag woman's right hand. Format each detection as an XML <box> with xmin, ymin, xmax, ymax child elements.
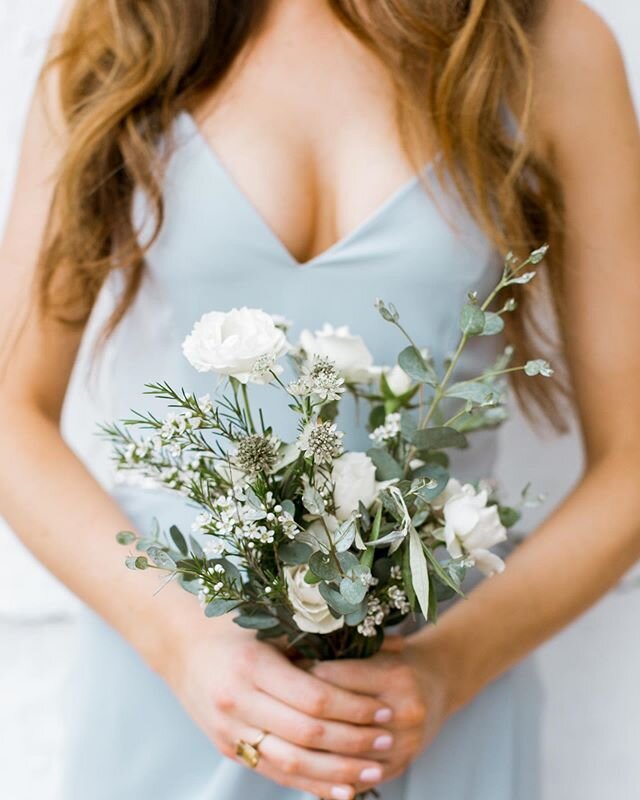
<box><xmin>163</xmin><ymin>615</ymin><xmax>395</xmax><ymax>800</ymax></box>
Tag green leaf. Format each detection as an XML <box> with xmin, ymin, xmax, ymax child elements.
<box><xmin>361</xmin><ymin>504</ymin><xmax>382</xmax><ymax>569</ymax></box>
<box><xmin>319</xmin><ymin>400</ymin><xmax>339</xmax><ymax>422</ymax></box>
<box><xmin>116</xmin><ymin>531</ymin><xmax>136</xmax><ymax>546</ymax></box>
<box><xmin>479</xmin><ymin>311</ymin><xmax>505</xmax><ymax>336</ymax></box>
<box><xmin>424</xmin><ymin>548</ymin><xmax>465</xmax><ymax>598</ymax></box>
<box><xmin>459</xmin><ymin>303</ymin><xmax>486</xmax><ymax>336</ymax></box>
<box><xmin>398</xmin><ymin>346</ymin><xmax>437</xmax><ymax>385</ymax></box>
<box><xmin>411</xmin><ymin>426</ymin><xmax>467</xmax><ymax>451</ymax></box>
<box><xmin>498</xmin><ymin>505</ymin><xmax>521</xmax><ymax>528</ymax></box>
<box><xmin>204</xmin><ymin>598</ymin><xmax>239</xmax><ymax>617</ymax></box>
<box><xmin>445</xmin><ymin>382</ymin><xmax>497</xmax><ymax>405</ymax></box>
<box><xmin>169</xmin><ymin>525</ymin><xmax>188</xmax><ymax>556</ymax></box>
<box><xmin>147</xmin><ymin>547</ymin><xmax>176</xmax><ymax>570</ymax></box>
<box><xmin>256</xmin><ymin>625</ymin><xmax>287</xmax><ymax>640</ymax></box>
<box><xmin>319</xmin><ymin>583</ymin><xmax>360</xmax><ymax>615</ymax></box>
<box><xmin>234</xmin><ymin>614</ymin><xmax>281</xmax><ymax>630</ymax></box>
<box><xmin>369</xmin><ymin>405</ymin><xmax>386</xmax><ymax>431</ymax></box>
<box><xmin>366</xmin><ymin>447</ymin><xmax>403</xmax><ymax>481</ymax></box>
<box><xmin>401</xmin><ymin>545</ymin><xmax>416</xmax><ymax>610</ymax></box>
<box><xmin>408</xmin><ymin>528</ymin><xmax>430</xmax><ymax>619</ymax></box>
<box><xmin>309</xmin><ymin>551</ymin><xmax>340</xmax><ymax>581</ymax></box>
<box><xmin>304</xmin><ymin>569</ymin><xmax>322</xmax><ymax>584</ymax></box>
<box><xmin>279</xmin><ymin>541</ymin><xmax>314</xmax><ymax>565</ymax></box>
<box><xmin>178</xmin><ymin>576</ymin><xmax>201</xmax><ymax>595</ymax></box>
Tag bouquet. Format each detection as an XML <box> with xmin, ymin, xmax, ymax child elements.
<box><xmin>102</xmin><ymin>246</ymin><xmax>551</xmax><ymax>798</ymax></box>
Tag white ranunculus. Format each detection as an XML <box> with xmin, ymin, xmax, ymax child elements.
<box><xmin>182</xmin><ymin>308</ymin><xmax>289</xmax><ymax>384</ymax></box>
<box><xmin>331</xmin><ymin>452</ymin><xmax>378</xmax><ymax>521</ymax></box>
<box><xmin>434</xmin><ymin>479</ymin><xmax>507</xmax><ymax>576</ymax></box>
<box><xmin>299</xmin><ymin>324</ymin><xmax>376</xmax><ymax>383</ymax></box>
<box><xmin>284</xmin><ymin>564</ymin><xmax>344</xmax><ymax>634</ymax></box>
<box><xmin>384</xmin><ymin>364</ymin><xmax>413</xmax><ymax>396</ymax></box>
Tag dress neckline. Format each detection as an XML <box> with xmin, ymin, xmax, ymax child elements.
<box><xmin>178</xmin><ymin>111</ymin><xmax>440</xmax><ymax>268</ymax></box>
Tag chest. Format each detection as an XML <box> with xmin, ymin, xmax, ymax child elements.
<box><xmin>190</xmin><ymin>5</ymin><xmax>432</xmax><ymax>266</ymax></box>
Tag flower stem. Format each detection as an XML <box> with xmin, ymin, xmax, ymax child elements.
<box><xmin>240</xmin><ymin>383</ymin><xmax>256</xmax><ymax>434</ymax></box>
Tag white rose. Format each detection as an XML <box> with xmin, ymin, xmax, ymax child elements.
<box><xmin>284</xmin><ymin>564</ymin><xmax>344</xmax><ymax>634</ymax></box>
<box><xmin>182</xmin><ymin>307</ymin><xmax>289</xmax><ymax>384</ymax></box>
<box><xmin>299</xmin><ymin>324</ymin><xmax>376</xmax><ymax>383</ymax></box>
<box><xmin>434</xmin><ymin>479</ymin><xmax>507</xmax><ymax>576</ymax></box>
<box><xmin>384</xmin><ymin>364</ymin><xmax>413</xmax><ymax>396</ymax></box>
<box><xmin>331</xmin><ymin>452</ymin><xmax>378</xmax><ymax>521</ymax></box>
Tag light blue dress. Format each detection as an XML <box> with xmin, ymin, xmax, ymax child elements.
<box><xmin>60</xmin><ymin>112</ymin><xmax>543</xmax><ymax>799</ymax></box>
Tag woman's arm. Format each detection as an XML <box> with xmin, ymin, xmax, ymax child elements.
<box><xmin>313</xmin><ymin>1</ymin><xmax>640</xmax><ymax>782</ymax></box>
<box><xmin>427</xmin><ymin>0</ymin><xmax>640</xmax><ymax>715</ymax></box>
<box><xmin>0</xmin><ymin>16</ymin><xmax>394</xmax><ymax>800</ymax></box>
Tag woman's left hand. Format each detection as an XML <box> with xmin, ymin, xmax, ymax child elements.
<box><xmin>310</xmin><ymin>632</ymin><xmax>453</xmax><ymax>790</ymax></box>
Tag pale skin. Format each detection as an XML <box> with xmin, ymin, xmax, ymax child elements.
<box><xmin>0</xmin><ymin>0</ymin><xmax>639</xmax><ymax>798</ymax></box>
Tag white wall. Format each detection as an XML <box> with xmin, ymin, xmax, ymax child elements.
<box><xmin>0</xmin><ymin>3</ymin><xmax>638</xmax><ymax>799</ymax></box>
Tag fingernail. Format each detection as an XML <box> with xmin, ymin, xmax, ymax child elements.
<box><xmin>331</xmin><ymin>787</ymin><xmax>353</xmax><ymax>800</ymax></box>
<box><xmin>374</xmin><ymin>708</ymin><xmax>393</xmax><ymax>723</ymax></box>
<box><xmin>373</xmin><ymin>734</ymin><xmax>394</xmax><ymax>751</ymax></box>
<box><xmin>360</xmin><ymin>766</ymin><xmax>383</xmax><ymax>783</ymax></box>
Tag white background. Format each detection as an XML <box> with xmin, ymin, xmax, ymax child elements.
<box><xmin>0</xmin><ymin>2</ymin><xmax>638</xmax><ymax>799</ymax></box>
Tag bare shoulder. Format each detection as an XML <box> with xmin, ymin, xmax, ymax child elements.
<box><xmin>531</xmin><ymin>1</ymin><xmax>635</xmax><ymax>154</ymax></box>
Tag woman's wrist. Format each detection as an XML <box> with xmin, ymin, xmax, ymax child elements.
<box><xmin>406</xmin><ymin>618</ymin><xmax>480</xmax><ymax>720</ymax></box>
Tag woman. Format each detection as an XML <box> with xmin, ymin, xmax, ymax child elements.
<box><xmin>1</xmin><ymin>0</ymin><xmax>638</xmax><ymax>798</ymax></box>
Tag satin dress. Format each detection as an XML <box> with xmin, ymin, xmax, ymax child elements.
<box><xmin>60</xmin><ymin>112</ymin><xmax>543</xmax><ymax>799</ymax></box>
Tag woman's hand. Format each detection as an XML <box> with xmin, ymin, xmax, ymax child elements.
<box><xmin>163</xmin><ymin>614</ymin><xmax>397</xmax><ymax>800</ymax></box>
<box><xmin>310</xmin><ymin>632</ymin><xmax>452</xmax><ymax>791</ymax></box>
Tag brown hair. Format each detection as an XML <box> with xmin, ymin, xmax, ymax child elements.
<box><xmin>40</xmin><ymin>0</ymin><xmax>569</xmax><ymax>429</ymax></box>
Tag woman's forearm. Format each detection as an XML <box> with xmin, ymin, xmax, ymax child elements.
<box><xmin>0</xmin><ymin>402</ymin><xmax>201</xmax><ymax>673</ymax></box>
<box><xmin>421</xmin><ymin>448</ymin><xmax>640</xmax><ymax>715</ymax></box>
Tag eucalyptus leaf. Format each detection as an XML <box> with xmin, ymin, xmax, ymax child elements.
<box><xmin>147</xmin><ymin>547</ymin><xmax>177</xmax><ymax>570</ymax></box>
<box><xmin>309</xmin><ymin>551</ymin><xmax>340</xmax><ymax>581</ymax></box>
<box><xmin>411</xmin><ymin>426</ymin><xmax>467</xmax><ymax>451</ymax></box>
<box><xmin>204</xmin><ymin>598</ymin><xmax>239</xmax><ymax>617</ymax></box>
<box><xmin>234</xmin><ymin>614</ymin><xmax>281</xmax><ymax>630</ymax></box>
<box><xmin>333</xmin><ymin>518</ymin><xmax>357</xmax><ymax>553</ymax></box>
<box><xmin>479</xmin><ymin>311</ymin><xmax>505</xmax><ymax>336</ymax></box>
<box><xmin>302</xmin><ymin>484</ymin><xmax>325</xmax><ymax>515</ymax></box>
<box><xmin>445</xmin><ymin>382</ymin><xmax>497</xmax><ymax>405</ymax></box>
<box><xmin>400</xmin><ymin>411</ymin><xmax>418</xmax><ymax>443</ymax></box>
<box><xmin>460</xmin><ymin>303</ymin><xmax>486</xmax><ymax>336</ymax></box>
<box><xmin>169</xmin><ymin>525</ymin><xmax>188</xmax><ymax>556</ymax></box>
<box><xmin>319</xmin><ymin>582</ymin><xmax>361</xmax><ymax>615</ymax></box>
<box><xmin>398</xmin><ymin>346</ymin><xmax>437</xmax><ymax>385</ymax></box>
<box><xmin>337</xmin><ymin>551</ymin><xmax>360</xmax><ymax>574</ymax></box>
<box><xmin>280</xmin><ymin>499</ymin><xmax>296</xmax><ymax>517</ymax></box>
<box><xmin>345</xmin><ymin>601</ymin><xmax>369</xmax><ymax>626</ymax></box>
<box><xmin>524</xmin><ymin>359</ymin><xmax>554</xmax><ymax>378</ymax></box>
<box><xmin>189</xmin><ymin>536</ymin><xmax>205</xmax><ymax>559</ymax></box>
<box><xmin>340</xmin><ymin>576</ymin><xmax>368</xmax><ymax>605</ymax></box>
<box><xmin>366</xmin><ymin>447</ymin><xmax>403</xmax><ymax>481</ymax></box>
<box><xmin>408</xmin><ymin>528</ymin><xmax>430</xmax><ymax>619</ymax></box>
<box><xmin>116</xmin><ymin>531</ymin><xmax>136</xmax><ymax>546</ymax></box>
<box><xmin>279</xmin><ymin>540</ymin><xmax>314</xmax><ymax>565</ymax></box>
<box><xmin>412</xmin><ymin>464</ymin><xmax>449</xmax><ymax>501</ymax></box>
<box><xmin>454</xmin><ymin>406</ymin><xmax>508</xmax><ymax>433</ymax></box>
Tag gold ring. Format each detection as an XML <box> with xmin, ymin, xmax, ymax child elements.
<box><xmin>236</xmin><ymin>730</ymin><xmax>269</xmax><ymax>769</ymax></box>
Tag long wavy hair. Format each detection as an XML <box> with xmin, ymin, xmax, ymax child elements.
<box><xmin>40</xmin><ymin>0</ymin><xmax>569</xmax><ymax>428</ymax></box>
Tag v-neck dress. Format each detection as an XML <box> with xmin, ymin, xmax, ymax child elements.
<box><xmin>59</xmin><ymin>111</ymin><xmax>543</xmax><ymax>800</ymax></box>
